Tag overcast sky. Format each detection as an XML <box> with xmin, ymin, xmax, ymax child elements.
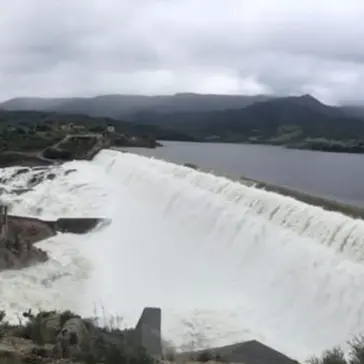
<box><xmin>0</xmin><ymin>0</ymin><xmax>363</xmax><ymax>104</ymax></box>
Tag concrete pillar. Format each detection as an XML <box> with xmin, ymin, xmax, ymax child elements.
<box><xmin>134</xmin><ymin>307</ymin><xmax>162</xmax><ymax>358</ymax></box>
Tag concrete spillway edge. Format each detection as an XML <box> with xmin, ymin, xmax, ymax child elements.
<box><xmin>134</xmin><ymin>307</ymin><xmax>297</xmax><ymax>363</ymax></box>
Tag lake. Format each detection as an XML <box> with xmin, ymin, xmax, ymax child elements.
<box><xmin>122</xmin><ymin>141</ymin><xmax>364</xmax><ymax>207</ymax></box>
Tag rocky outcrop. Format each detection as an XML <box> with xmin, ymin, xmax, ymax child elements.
<box><xmin>0</xmin><ymin>209</ymin><xmax>53</xmax><ymax>271</ymax></box>
<box><xmin>183</xmin><ymin>163</ymin><xmax>198</xmax><ymax>170</ymax></box>
<box><xmin>0</xmin><ymin>239</ymin><xmax>48</xmax><ymax>271</ymax></box>
<box><xmin>0</xmin><ymin>308</ymin><xmax>158</xmax><ymax>364</ymax></box>
<box><xmin>6</xmin><ymin>216</ymin><xmax>55</xmax><ymax>244</ymax></box>
<box><xmin>0</xmin><ymin>207</ymin><xmax>110</xmax><ymax>272</ymax></box>
<box><xmin>64</xmin><ymin>169</ymin><xmax>77</xmax><ymax>176</ymax></box>
<box><xmin>0</xmin><ymin>307</ymin><xmax>299</xmax><ymax>364</ymax></box>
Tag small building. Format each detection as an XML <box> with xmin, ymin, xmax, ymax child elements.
<box><xmin>106</xmin><ymin>125</ymin><xmax>115</xmax><ymax>133</ymax></box>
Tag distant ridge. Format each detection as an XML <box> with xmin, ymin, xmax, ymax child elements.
<box><xmin>0</xmin><ymin>93</ymin><xmax>274</xmax><ymax>118</ymax></box>
<box><xmin>2</xmin><ymin>93</ymin><xmax>364</xmax><ymax>153</ymax></box>
<box><xmin>1</xmin><ymin>93</ymin><xmax>363</xmax><ymax>120</ymax></box>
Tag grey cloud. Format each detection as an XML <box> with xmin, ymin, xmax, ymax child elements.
<box><xmin>0</xmin><ymin>0</ymin><xmax>364</xmax><ymax>103</ymax></box>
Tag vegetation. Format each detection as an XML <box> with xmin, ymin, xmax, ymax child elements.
<box><xmin>131</xmin><ymin>95</ymin><xmax>364</xmax><ymax>154</ymax></box>
<box><xmin>2</xmin><ymin>94</ymin><xmax>364</xmax><ymax>154</ymax></box>
<box><xmin>306</xmin><ymin>336</ymin><xmax>364</xmax><ymax>364</ymax></box>
<box><xmin>0</xmin><ymin>308</ymin><xmax>154</xmax><ymax>364</ymax></box>
<box><xmin>0</xmin><ymin>109</ymin><xmax>193</xmax><ymax>154</ymax></box>
<box><xmin>42</xmin><ymin>135</ymin><xmax>100</xmax><ymax>161</ymax></box>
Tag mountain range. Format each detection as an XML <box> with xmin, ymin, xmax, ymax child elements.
<box><xmin>1</xmin><ymin>93</ymin><xmax>363</xmax><ymax>120</ymax></box>
<box><xmin>0</xmin><ymin>93</ymin><xmax>274</xmax><ymax>119</ymax></box>
<box><xmin>1</xmin><ymin>93</ymin><xmax>364</xmax><ymax>153</ymax></box>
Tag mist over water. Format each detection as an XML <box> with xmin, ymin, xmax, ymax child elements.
<box><xmin>1</xmin><ymin>149</ymin><xmax>364</xmax><ymax>360</ymax></box>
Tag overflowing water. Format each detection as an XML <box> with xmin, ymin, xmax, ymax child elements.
<box><xmin>1</xmin><ymin>149</ymin><xmax>364</xmax><ymax>361</ymax></box>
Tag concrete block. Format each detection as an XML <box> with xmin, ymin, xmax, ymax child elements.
<box><xmin>134</xmin><ymin>307</ymin><xmax>162</xmax><ymax>357</ymax></box>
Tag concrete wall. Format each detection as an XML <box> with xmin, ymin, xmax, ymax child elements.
<box><xmin>134</xmin><ymin>307</ymin><xmax>162</xmax><ymax>358</ymax></box>
<box><xmin>132</xmin><ymin>307</ymin><xmax>297</xmax><ymax>363</ymax></box>
<box><xmin>55</xmin><ymin>217</ymin><xmax>105</xmax><ymax>234</ymax></box>
<box><xmin>88</xmin><ymin>135</ymin><xmax>111</xmax><ymax>160</ymax></box>
<box><xmin>182</xmin><ymin>340</ymin><xmax>298</xmax><ymax>364</ymax></box>
<box><xmin>0</xmin><ymin>205</ymin><xmax>8</xmax><ymax>242</ymax></box>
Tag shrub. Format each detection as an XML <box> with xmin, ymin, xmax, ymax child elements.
<box><xmin>307</xmin><ymin>336</ymin><xmax>364</xmax><ymax>364</ymax></box>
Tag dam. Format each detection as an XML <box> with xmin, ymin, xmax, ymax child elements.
<box><xmin>0</xmin><ymin>149</ymin><xmax>364</xmax><ymax>362</ymax></box>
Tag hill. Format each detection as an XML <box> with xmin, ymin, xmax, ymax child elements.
<box><xmin>0</xmin><ymin>93</ymin><xmax>273</xmax><ymax>118</ymax></box>
<box><xmin>2</xmin><ymin>94</ymin><xmax>364</xmax><ymax>153</ymax></box>
<box><xmin>131</xmin><ymin>95</ymin><xmax>364</xmax><ymax>153</ymax></box>
<box><xmin>0</xmin><ymin>109</ymin><xmax>196</xmax><ymax>155</ymax></box>
<box><xmin>0</xmin><ymin>97</ymin><xmax>70</xmax><ymax>111</ymax></box>
<box><xmin>340</xmin><ymin>105</ymin><xmax>364</xmax><ymax>120</ymax></box>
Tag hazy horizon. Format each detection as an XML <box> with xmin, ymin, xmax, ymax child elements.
<box><xmin>0</xmin><ymin>92</ymin><xmax>355</xmax><ymax>108</ymax></box>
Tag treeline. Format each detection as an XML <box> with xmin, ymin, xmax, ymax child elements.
<box><xmin>0</xmin><ymin>110</ymin><xmax>194</xmax><ymax>152</ymax></box>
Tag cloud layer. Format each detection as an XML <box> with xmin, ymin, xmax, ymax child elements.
<box><xmin>1</xmin><ymin>0</ymin><xmax>364</xmax><ymax>104</ymax></box>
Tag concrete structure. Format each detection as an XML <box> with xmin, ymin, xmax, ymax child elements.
<box><xmin>132</xmin><ymin>307</ymin><xmax>297</xmax><ymax>363</ymax></box>
<box><xmin>134</xmin><ymin>307</ymin><xmax>162</xmax><ymax>358</ymax></box>
<box><xmin>184</xmin><ymin>340</ymin><xmax>299</xmax><ymax>364</ymax></box>
<box><xmin>0</xmin><ymin>204</ymin><xmax>8</xmax><ymax>241</ymax></box>
<box><xmin>55</xmin><ymin>217</ymin><xmax>109</xmax><ymax>234</ymax></box>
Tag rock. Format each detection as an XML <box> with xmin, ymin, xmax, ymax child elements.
<box><xmin>0</xmin><ymin>216</ymin><xmax>54</xmax><ymax>272</ymax></box>
<box><xmin>0</xmin><ymin>240</ymin><xmax>48</xmax><ymax>271</ymax></box>
<box><xmin>0</xmin><ymin>337</ymin><xmax>42</xmax><ymax>364</ymax></box>
<box><xmin>0</xmin><ymin>308</ymin><xmax>158</xmax><ymax>364</ymax></box>
<box><xmin>7</xmin><ymin>217</ymin><xmax>55</xmax><ymax>245</ymax></box>
<box><xmin>64</xmin><ymin>169</ymin><xmax>77</xmax><ymax>176</ymax></box>
<box><xmin>38</xmin><ymin>312</ymin><xmax>62</xmax><ymax>344</ymax></box>
<box><xmin>56</xmin><ymin>318</ymin><xmax>91</xmax><ymax>359</ymax></box>
<box><xmin>10</xmin><ymin>168</ymin><xmax>30</xmax><ymax>179</ymax></box>
<box><xmin>27</xmin><ymin>172</ymin><xmax>45</xmax><ymax>188</ymax></box>
<box><xmin>46</xmin><ymin>173</ymin><xmax>56</xmax><ymax>180</ymax></box>
<box><xmin>184</xmin><ymin>163</ymin><xmax>198</xmax><ymax>170</ymax></box>
<box><xmin>32</xmin><ymin>166</ymin><xmax>49</xmax><ymax>171</ymax></box>
<box><xmin>0</xmin><ymin>336</ymin><xmax>61</xmax><ymax>364</ymax></box>
<box><xmin>10</xmin><ymin>188</ymin><xmax>33</xmax><ymax>195</ymax></box>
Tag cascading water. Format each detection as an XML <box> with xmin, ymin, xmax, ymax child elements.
<box><xmin>1</xmin><ymin>149</ymin><xmax>364</xmax><ymax>361</ymax></box>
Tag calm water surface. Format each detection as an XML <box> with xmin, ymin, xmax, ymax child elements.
<box><xmin>123</xmin><ymin>141</ymin><xmax>364</xmax><ymax>207</ymax></box>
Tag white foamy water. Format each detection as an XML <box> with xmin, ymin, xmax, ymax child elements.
<box><xmin>1</xmin><ymin>149</ymin><xmax>364</xmax><ymax>361</ymax></box>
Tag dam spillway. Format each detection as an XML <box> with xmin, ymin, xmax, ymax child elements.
<box><xmin>1</xmin><ymin>149</ymin><xmax>364</xmax><ymax>361</ymax></box>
